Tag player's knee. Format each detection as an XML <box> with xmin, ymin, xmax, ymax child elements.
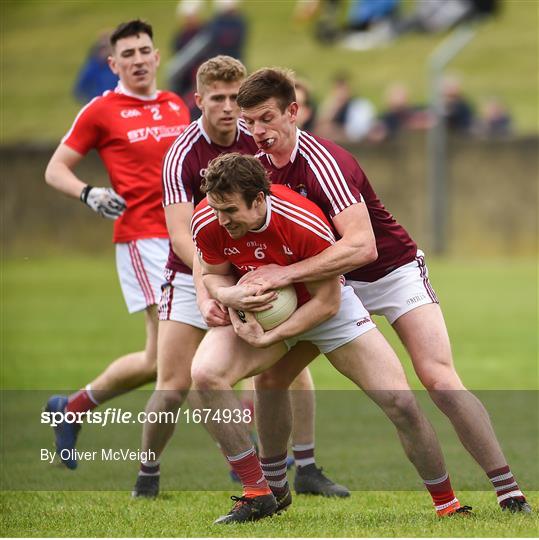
<box><xmin>142</xmin><ymin>354</ymin><xmax>158</xmax><ymax>378</ymax></box>
<box><xmin>255</xmin><ymin>370</ymin><xmax>292</xmax><ymax>391</ymax></box>
<box><xmin>156</xmin><ymin>388</ymin><xmax>188</xmax><ymax>411</ymax></box>
<box><xmin>190</xmin><ymin>363</ymin><xmax>222</xmax><ymax>390</ymax></box>
<box><xmin>419</xmin><ymin>365</ymin><xmax>465</xmax><ymax>393</ymax></box>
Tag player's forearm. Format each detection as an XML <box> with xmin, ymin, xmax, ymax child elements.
<box><xmin>44</xmin><ymin>159</ymin><xmax>87</xmax><ymax>199</ymax></box>
<box><xmin>286</xmin><ymin>237</ymin><xmax>377</xmax><ymax>283</ymax></box>
<box><xmin>202</xmin><ymin>272</ymin><xmax>236</xmax><ymax>304</ymax></box>
<box><xmin>193</xmin><ymin>256</ymin><xmax>213</xmax><ymax>304</ymax></box>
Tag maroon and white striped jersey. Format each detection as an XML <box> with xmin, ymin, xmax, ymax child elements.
<box><xmin>192</xmin><ymin>184</ymin><xmax>336</xmax><ymax>306</ymax></box>
<box><xmin>256</xmin><ymin>129</ymin><xmax>417</xmax><ymax>282</ymax></box>
<box><xmin>161</xmin><ymin>118</ymin><xmax>258</xmax><ymax>274</ymax></box>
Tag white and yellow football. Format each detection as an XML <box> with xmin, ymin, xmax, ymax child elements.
<box><xmin>254</xmin><ymin>285</ymin><xmax>298</xmax><ymax>331</ymax></box>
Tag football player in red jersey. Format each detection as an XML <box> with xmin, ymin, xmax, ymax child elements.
<box><xmin>236</xmin><ymin>68</ymin><xmax>530</xmax><ymax>514</ymax></box>
<box><xmin>190</xmin><ymin>153</ymin><xmax>467</xmax><ymax>524</ymax></box>
<box><xmin>133</xmin><ymin>56</ymin><xmax>347</xmax><ymax>498</ymax></box>
<box><xmin>43</xmin><ymin>20</ymin><xmax>190</xmax><ymax>470</ymax></box>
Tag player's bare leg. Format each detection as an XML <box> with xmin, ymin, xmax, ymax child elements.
<box><xmin>289</xmin><ymin>367</ymin><xmax>315</xmax><ymax>447</ymax></box>
<box><xmin>191</xmin><ymin>326</ymin><xmax>288</xmax><ymax>454</ymax></box>
<box><xmin>45</xmin><ymin>305</ymin><xmax>159</xmax><ymax>469</ymax></box>
<box><xmin>393</xmin><ymin>303</ymin><xmax>529</xmax><ymax>511</ymax></box>
<box><xmin>133</xmin><ymin>320</ymin><xmax>205</xmax><ymax>497</ymax></box>
<box><xmin>326</xmin><ymin>327</ymin><xmax>470</xmax><ymax>516</ymax></box>
<box><xmin>190</xmin><ymin>326</ymin><xmax>288</xmax><ymax>523</ymax></box>
<box><xmin>254</xmin><ymin>342</ymin><xmax>350</xmax><ymax>498</ymax></box>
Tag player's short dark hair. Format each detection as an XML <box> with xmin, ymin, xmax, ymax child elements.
<box><xmin>237</xmin><ymin>68</ymin><xmax>296</xmax><ymax>112</ymax></box>
<box><xmin>110</xmin><ymin>20</ymin><xmax>153</xmax><ymax>47</ymax></box>
<box><xmin>202</xmin><ymin>153</ymin><xmax>271</xmax><ymax>207</ymax></box>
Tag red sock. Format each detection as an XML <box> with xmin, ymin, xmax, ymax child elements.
<box><xmin>66</xmin><ymin>386</ymin><xmax>99</xmax><ymax>414</ymax></box>
<box><xmin>424</xmin><ymin>473</ymin><xmax>460</xmax><ymax>516</ymax></box>
<box><xmin>227</xmin><ymin>447</ymin><xmax>271</xmax><ymax>498</ymax></box>
<box><xmin>487</xmin><ymin>465</ymin><xmax>525</xmax><ymax>507</ymax></box>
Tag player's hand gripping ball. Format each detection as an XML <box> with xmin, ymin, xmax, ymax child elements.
<box><xmin>238</xmin><ymin>285</ymin><xmax>298</xmax><ymax>331</ymax></box>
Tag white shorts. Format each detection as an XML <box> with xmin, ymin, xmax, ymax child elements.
<box><xmin>347</xmin><ymin>249</ymin><xmax>439</xmax><ymax>325</ymax></box>
<box><xmin>158</xmin><ymin>270</ymin><xmax>208</xmax><ymax>330</ymax></box>
<box><xmin>285</xmin><ymin>285</ymin><xmax>376</xmax><ymax>354</ymax></box>
<box><xmin>115</xmin><ymin>238</ymin><xmax>169</xmax><ymax>314</ymax></box>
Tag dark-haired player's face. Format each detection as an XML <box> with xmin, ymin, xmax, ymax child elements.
<box><xmin>109</xmin><ymin>33</ymin><xmax>160</xmax><ymax>96</ymax></box>
<box><xmin>196</xmin><ymin>80</ymin><xmax>242</xmax><ymax>138</ymax></box>
<box><xmin>207</xmin><ymin>191</ymin><xmax>266</xmax><ymax>239</ymax></box>
<box><xmin>241</xmin><ymin>98</ymin><xmax>298</xmax><ymax>155</ymax></box>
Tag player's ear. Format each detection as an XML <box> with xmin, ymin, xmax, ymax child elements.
<box><xmin>288</xmin><ymin>102</ymin><xmax>299</xmax><ymax>122</ymax></box>
<box><xmin>195</xmin><ymin>92</ymin><xmax>203</xmax><ymax>111</ymax></box>
<box><xmin>254</xmin><ymin>191</ymin><xmax>265</xmax><ymax>207</ymax></box>
<box><xmin>154</xmin><ymin>48</ymin><xmax>161</xmax><ymax>68</ymax></box>
<box><xmin>108</xmin><ymin>55</ymin><xmax>119</xmax><ymax>75</ymax></box>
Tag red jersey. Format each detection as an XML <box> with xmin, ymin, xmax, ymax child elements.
<box><xmin>257</xmin><ymin>129</ymin><xmax>417</xmax><ymax>282</ymax></box>
<box><xmin>162</xmin><ymin>118</ymin><xmax>259</xmax><ymax>274</ymax></box>
<box><xmin>62</xmin><ymin>83</ymin><xmax>190</xmax><ymax>243</ymax></box>
<box><xmin>192</xmin><ymin>184</ymin><xmax>336</xmax><ymax>306</ymax></box>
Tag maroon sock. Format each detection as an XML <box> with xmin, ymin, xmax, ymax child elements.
<box><xmin>487</xmin><ymin>465</ymin><xmax>525</xmax><ymax>507</ymax></box>
<box><xmin>260</xmin><ymin>452</ymin><xmax>289</xmax><ymax>496</ymax></box>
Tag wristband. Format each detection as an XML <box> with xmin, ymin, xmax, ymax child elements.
<box><xmin>80</xmin><ymin>185</ymin><xmax>94</xmax><ymax>203</ymax></box>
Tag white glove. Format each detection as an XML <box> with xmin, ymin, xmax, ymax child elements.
<box><xmin>80</xmin><ymin>185</ymin><xmax>126</xmax><ymax>220</ymax></box>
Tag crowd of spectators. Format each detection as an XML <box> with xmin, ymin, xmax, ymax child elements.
<box><xmin>297</xmin><ymin>72</ymin><xmax>512</xmax><ymax>144</ymax></box>
<box><xmin>71</xmin><ymin>0</ymin><xmax>513</xmax><ymax>144</ymax></box>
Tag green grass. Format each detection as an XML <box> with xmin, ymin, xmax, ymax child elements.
<box><xmin>1</xmin><ymin>491</ymin><xmax>538</xmax><ymax>537</ymax></box>
<box><xmin>1</xmin><ymin>0</ymin><xmax>537</xmax><ymax>143</ymax></box>
<box><xmin>2</xmin><ymin>255</ymin><xmax>536</xmax><ymax>390</ymax></box>
<box><xmin>1</xmin><ymin>254</ymin><xmax>537</xmax><ymax>536</ymax></box>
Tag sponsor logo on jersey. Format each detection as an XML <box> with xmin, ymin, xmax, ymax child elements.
<box><xmin>246</xmin><ymin>241</ymin><xmax>267</xmax><ymax>249</ymax></box>
<box><xmin>224</xmin><ymin>247</ymin><xmax>240</xmax><ymax>255</ymax></box>
<box><xmin>283</xmin><ymin>245</ymin><xmax>293</xmax><ymax>255</ymax></box>
<box><xmin>168</xmin><ymin>101</ymin><xmax>181</xmax><ymax>112</ymax></box>
<box><xmin>121</xmin><ymin>109</ymin><xmax>142</xmax><ymax>118</ymax></box>
<box><xmin>356</xmin><ymin>316</ymin><xmax>371</xmax><ymax>327</ymax></box>
<box><xmin>127</xmin><ymin>125</ymin><xmax>185</xmax><ymax>144</ymax></box>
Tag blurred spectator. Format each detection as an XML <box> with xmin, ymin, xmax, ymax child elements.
<box><xmin>369</xmin><ymin>83</ymin><xmax>433</xmax><ymax>141</ymax></box>
<box><xmin>347</xmin><ymin>0</ymin><xmax>400</xmax><ymax>31</ymax></box>
<box><xmin>208</xmin><ymin>0</ymin><xmax>247</xmax><ymax>60</ymax></box>
<box><xmin>73</xmin><ymin>31</ymin><xmax>119</xmax><ymax>103</ymax></box>
<box><xmin>315</xmin><ymin>72</ymin><xmax>376</xmax><ymax>142</ymax></box>
<box><xmin>474</xmin><ymin>97</ymin><xmax>513</xmax><ymax>139</ymax></box>
<box><xmin>168</xmin><ymin>0</ymin><xmax>247</xmax><ymax>119</ymax></box>
<box><xmin>295</xmin><ymin>78</ymin><xmax>317</xmax><ymax>131</ymax></box>
<box><xmin>341</xmin><ymin>0</ymin><xmax>498</xmax><ymax>50</ymax></box>
<box><xmin>170</xmin><ymin>0</ymin><xmax>207</xmax><ymax>118</ymax></box>
<box><xmin>442</xmin><ymin>75</ymin><xmax>474</xmax><ymax>133</ymax></box>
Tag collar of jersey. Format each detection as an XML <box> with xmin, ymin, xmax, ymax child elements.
<box><xmin>198</xmin><ymin>117</ymin><xmax>241</xmax><ymax>146</ymax></box>
<box><xmin>265</xmin><ymin>128</ymin><xmax>301</xmax><ymax>167</ymax></box>
<box><xmin>115</xmin><ymin>82</ymin><xmax>159</xmax><ymax>101</ymax></box>
<box><xmin>248</xmin><ymin>196</ymin><xmax>272</xmax><ymax>234</ymax></box>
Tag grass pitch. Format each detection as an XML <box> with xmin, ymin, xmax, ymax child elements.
<box><xmin>1</xmin><ymin>255</ymin><xmax>538</xmax><ymax>536</ymax></box>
